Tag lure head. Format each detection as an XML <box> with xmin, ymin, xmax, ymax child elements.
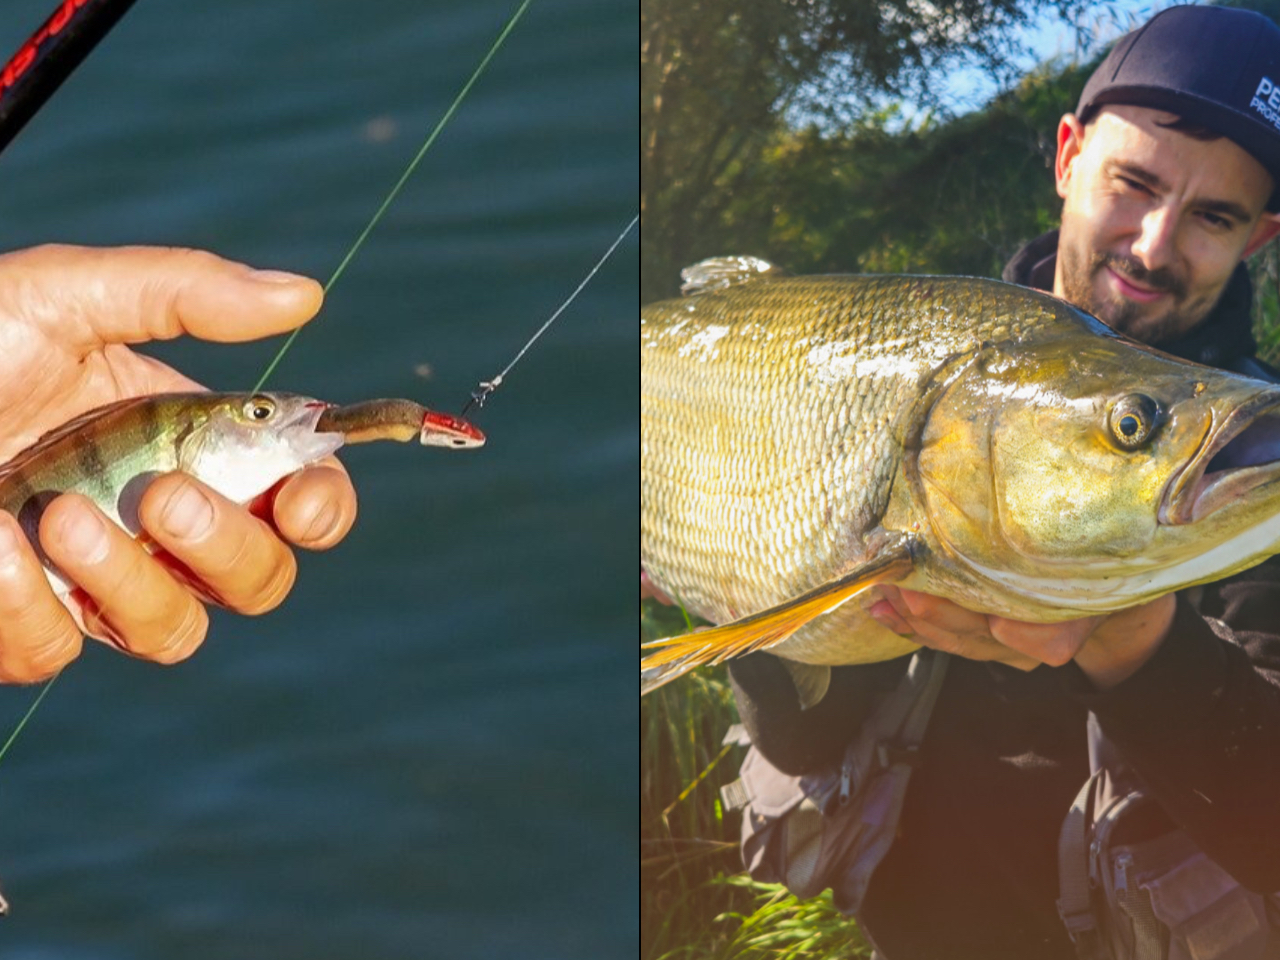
<box><xmin>177</xmin><ymin>392</ymin><xmax>346</xmax><ymax>504</ymax></box>
<box><xmin>421</xmin><ymin>409</ymin><xmax>486</xmax><ymax>449</ymax></box>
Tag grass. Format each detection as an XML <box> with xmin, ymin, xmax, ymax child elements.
<box><xmin>641</xmin><ymin>599</ymin><xmax>870</xmax><ymax>959</ymax></box>
<box><xmin>1250</xmin><ymin>241</ymin><xmax>1280</xmax><ymax>367</ymax></box>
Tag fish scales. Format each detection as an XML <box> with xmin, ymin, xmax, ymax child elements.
<box><xmin>0</xmin><ymin>392</ymin><xmax>355</xmax><ymax>622</ymax></box>
<box><xmin>0</xmin><ymin>397</ymin><xmax>187</xmax><ymax>537</ymax></box>
<box><xmin>642</xmin><ymin>264</ymin><xmax>1280</xmax><ymax>686</ymax></box>
<box><xmin>644</xmin><ymin>275</ymin><xmax>1054</xmax><ymax>662</ymax></box>
<box><xmin>0</xmin><ymin>391</ymin><xmax>484</xmax><ymax>624</ymax></box>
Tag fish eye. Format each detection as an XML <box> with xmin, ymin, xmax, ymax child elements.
<box><xmin>1109</xmin><ymin>394</ymin><xmax>1160</xmax><ymax>450</ymax></box>
<box><xmin>244</xmin><ymin>395</ymin><xmax>277</xmax><ymax>422</ymax></box>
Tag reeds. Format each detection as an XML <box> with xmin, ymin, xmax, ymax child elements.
<box><xmin>641</xmin><ymin>599</ymin><xmax>870</xmax><ymax>958</ymax></box>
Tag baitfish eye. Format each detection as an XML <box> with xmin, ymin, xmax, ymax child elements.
<box><xmin>1109</xmin><ymin>394</ymin><xmax>1160</xmax><ymax>450</ymax></box>
<box><xmin>244</xmin><ymin>395</ymin><xmax>277</xmax><ymax>422</ymax></box>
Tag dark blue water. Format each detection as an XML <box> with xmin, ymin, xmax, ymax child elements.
<box><xmin>0</xmin><ymin>2</ymin><xmax>635</xmax><ymax>957</ymax></box>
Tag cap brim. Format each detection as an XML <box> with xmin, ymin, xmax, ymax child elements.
<box><xmin>1085</xmin><ymin>87</ymin><xmax>1280</xmax><ymax>188</ymax></box>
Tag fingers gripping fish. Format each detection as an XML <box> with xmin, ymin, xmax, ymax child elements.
<box><xmin>0</xmin><ymin>392</ymin><xmax>484</xmax><ymax>631</ymax></box>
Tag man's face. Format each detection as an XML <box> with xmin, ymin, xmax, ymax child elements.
<box><xmin>1054</xmin><ymin>104</ymin><xmax>1279</xmax><ymax>344</ymax></box>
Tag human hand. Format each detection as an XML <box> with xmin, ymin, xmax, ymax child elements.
<box><xmin>0</xmin><ymin>245</ymin><xmax>359</xmax><ymax>682</ymax></box>
<box><xmin>869</xmin><ymin>587</ymin><xmax>1176</xmax><ymax>690</ymax></box>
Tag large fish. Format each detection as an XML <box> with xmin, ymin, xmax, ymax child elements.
<box><xmin>641</xmin><ymin>257</ymin><xmax>1280</xmax><ymax>703</ymax></box>
<box><xmin>0</xmin><ymin>392</ymin><xmax>484</xmax><ymax>623</ymax></box>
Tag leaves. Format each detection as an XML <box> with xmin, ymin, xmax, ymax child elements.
<box><xmin>641</xmin><ymin>0</ymin><xmax>1091</xmax><ymax>300</ymax></box>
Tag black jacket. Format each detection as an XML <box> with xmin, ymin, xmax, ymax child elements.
<box><xmin>728</xmin><ymin>233</ymin><xmax>1280</xmax><ymax>960</ymax></box>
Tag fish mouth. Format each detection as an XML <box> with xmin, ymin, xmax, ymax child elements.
<box><xmin>1160</xmin><ymin>392</ymin><xmax>1280</xmax><ymax>525</ymax></box>
<box><xmin>292</xmin><ymin>400</ymin><xmax>346</xmax><ymax>460</ymax></box>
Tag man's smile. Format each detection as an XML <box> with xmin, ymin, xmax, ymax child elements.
<box><xmin>1104</xmin><ymin>264</ymin><xmax>1169</xmax><ymax>303</ymax></box>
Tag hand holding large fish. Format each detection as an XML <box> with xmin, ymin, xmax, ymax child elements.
<box><xmin>641</xmin><ymin>258</ymin><xmax>1280</xmax><ymax>704</ymax></box>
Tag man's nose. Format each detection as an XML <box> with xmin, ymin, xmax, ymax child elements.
<box><xmin>1130</xmin><ymin>205</ymin><xmax>1177</xmax><ymax>270</ymax></box>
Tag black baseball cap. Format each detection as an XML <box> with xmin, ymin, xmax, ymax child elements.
<box><xmin>1077</xmin><ymin>5</ymin><xmax>1280</xmax><ymax>203</ymax></box>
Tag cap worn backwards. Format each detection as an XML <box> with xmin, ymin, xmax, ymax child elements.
<box><xmin>1077</xmin><ymin>5</ymin><xmax>1280</xmax><ymax>206</ymax></box>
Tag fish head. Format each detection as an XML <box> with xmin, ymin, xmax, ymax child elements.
<box><xmin>916</xmin><ymin>320</ymin><xmax>1280</xmax><ymax>610</ymax></box>
<box><xmin>178</xmin><ymin>392</ymin><xmax>346</xmax><ymax>504</ymax></box>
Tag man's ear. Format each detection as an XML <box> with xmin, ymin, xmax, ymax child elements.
<box><xmin>1243</xmin><ymin>212</ymin><xmax>1280</xmax><ymax>259</ymax></box>
<box><xmin>1055</xmin><ymin>114</ymin><xmax>1087</xmax><ymax>201</ymax></box>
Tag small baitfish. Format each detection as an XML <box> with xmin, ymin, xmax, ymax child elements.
<box><xmin>0</xmin><ymin>392</ymin><xmax>484</xmax><ymax>616</ymax></box>
<box><xmin>641</xmin><ymin>257</ymin><xmax>1280</xmax><ymax>704</ymax></box>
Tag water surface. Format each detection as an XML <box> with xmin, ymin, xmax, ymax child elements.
<box><xmin>0</xmin><ymin>2</ymin><xmax>636</xmax><ymax>957</ymax></box>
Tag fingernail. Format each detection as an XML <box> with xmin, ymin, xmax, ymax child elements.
<box><xmin>248</xmin><ymin>269</ymin><xmax>306</xmax><ymax>285</ymax></box>
<box><xmin>59</xmin><ymin>509</ymin><xmax>109</xmax><ymax>564</ymax></box>
<box><xmin>160</xmin><ymin>482</ymin><xmax>215</xmax><ymax>540</ymax></box>
<box><xmin>302</xmin><ymin>501</ymin><xmax>339</xmax><ymax>543</ymax></box>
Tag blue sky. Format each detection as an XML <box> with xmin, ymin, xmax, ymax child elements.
<box><xmin>792</xmin><ymin>1</ymin><xmax>1169</xmax><ymax>130</ymax></box>
<box><xmin>941</xmin><ymin>1</ymin><xmax>1168</xmax><ymax>114</ymax></box>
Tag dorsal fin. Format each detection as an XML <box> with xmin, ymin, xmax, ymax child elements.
<box><xmin>679</xmin><ymin>256</ymin><xmax>787</xmax><ymax>296</ymax></box>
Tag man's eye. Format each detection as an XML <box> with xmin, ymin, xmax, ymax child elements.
<box><xmin>1199</xmin><ymin>212</ymin><xmax>1230</xmax><ymax>229</ymax></box>
<box><xmin>1117</xmin><ymin>176</ymin><xmax>1150</xmax><ymax>194</ymax></box>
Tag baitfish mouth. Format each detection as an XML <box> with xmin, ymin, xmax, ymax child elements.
<box><xmin>296</xmin><ymin>400</ymin><xmax>334</xmax><ymax>428</ymax></box>
<box><xmin>1161</xmin><ymin>392</ymin><xmax>1280</xmax><ymax>525</ymax></box>
<box><xmin>290</xmin><ymin>400</ymin><xmax>346</xmax><ymax>460</ymax></box>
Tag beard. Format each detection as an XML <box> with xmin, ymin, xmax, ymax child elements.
<box><xmin>1057</xmin><ymin>230</ymin><xmax>1201</xmax><ymax>344</ymax></box>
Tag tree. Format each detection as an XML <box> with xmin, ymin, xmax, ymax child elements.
<box><xmin>641</xmin><ymin>0</ymin><xmax>1087</xmax><ymax>300</ymax></box>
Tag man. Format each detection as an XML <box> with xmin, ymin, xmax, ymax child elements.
<box><xmin>0</xmin><ymin>244</ymin><xmax>358</xmax><ymax>681</ymax></box>
<box><xmin>728</xmin><ymin>6</ymin><xmax>1280</xmax><ymax>958</ymax></box>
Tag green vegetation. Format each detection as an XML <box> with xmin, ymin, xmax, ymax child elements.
<box><xmin>641</xmin><ymin>600</ymin><xmax>871</xmax><ymax>959</ymax></box>
<box><xmin>641</xmin><ymin>0</ymin><xmax>1094</xmax><ymax>303</ymax></box>
<box><xmin>643</xmin><ymin>53</ymin><xmax>1096</xmax><ymax>303</ymax></box>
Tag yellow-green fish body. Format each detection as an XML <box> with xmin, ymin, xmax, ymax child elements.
<box><xmin>642</xmin><ymin>259</ymin><xmax>1280</xmax><ymax>696</ymax></box>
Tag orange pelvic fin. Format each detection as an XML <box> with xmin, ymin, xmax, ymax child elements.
<box><xmin>640</xmin><ymin>546</ymin><xmax>914</xmax><ymax>696</ymax></box>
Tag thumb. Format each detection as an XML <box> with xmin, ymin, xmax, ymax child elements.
<box><xmin>0</xmin><ymin>244</ymin><xmax>324</xmax><ymax>350</ymax></box>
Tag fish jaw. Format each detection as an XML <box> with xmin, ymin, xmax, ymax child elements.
<box><xmin>911</xmin><ymin>330</ymin><xmax>1280</xmax><ymax>618</ymax></box>
<box><xmin>1160</xmin><ymin>391</ymin><xmax>1280</xmax><ymax>525</ymax></box>
<box><xmin>180</xmin><ymin>397</ymin><xmax>346</xmax><ymax>505</ymax></box>
<box><xmin>286</xmin><ymin>401</ymin><xmax>348</xmax><ymax>464</ymax></box>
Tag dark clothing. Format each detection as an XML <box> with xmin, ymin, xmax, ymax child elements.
<box><xmin>729</xmin><ymin>233</ymin><xmax>1280</xmax><ymax>960</ymax></box>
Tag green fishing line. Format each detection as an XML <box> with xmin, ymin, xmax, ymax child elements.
<box><xmin>253</xmin><ymin>0</ymin><xmax>533</xmax><ymax>392</ymax></box>
<box><xmin>0</xmin><ymin>0</ymin><xmax>534</xmax><ymax>770</ymax></box>
<box><xmin>0</xmin><ymin>670</ymin><xmax>58</xmax><ymax>767</ymax></box>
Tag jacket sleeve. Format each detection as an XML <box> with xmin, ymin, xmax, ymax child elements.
<box><xmin>728</xmin><ymin>653</ymin><xmax>906</xmax><ymax>776</ymax></box>
<box><xmin>1067</xmin><ymin>562</ymin><xmax>1280</xmax><ymax>892</ymax></box>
